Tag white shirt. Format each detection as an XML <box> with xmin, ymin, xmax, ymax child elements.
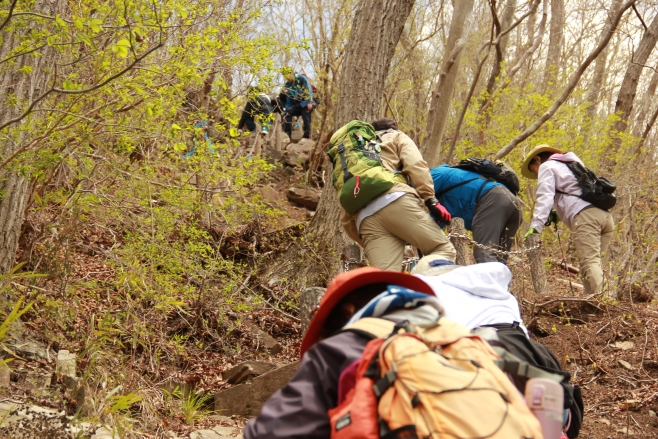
<box><xmin>414</xmin><ymin>262</ymin><xmax>528</xmax><ymax>336</ymax></box>
<box><xmin>530</xmin><ymin>152</ymin><xmax>591</xmax><ymax>233</ymax></box>
<box><xmin>356</xmin><ymin>191</ymin><xmax>406</xmax><ymax>231</ymax></box>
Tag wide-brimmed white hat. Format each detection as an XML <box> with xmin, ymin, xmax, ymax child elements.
<box><xmin>521</xmin><ymin>144</ymin><xmax>563</xmax><ymax>179</ymax></box>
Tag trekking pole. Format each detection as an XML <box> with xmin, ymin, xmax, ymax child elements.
<box><xmin>554</xmin><ymin>222</ymin><xmax>576</xmax><ymax>296</ymax></box>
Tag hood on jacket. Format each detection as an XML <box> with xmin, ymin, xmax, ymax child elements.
<box><xmin>549</xmin><ymin>151</ymin><xmax>584</xmax><ymax>165</ymax></box>
<box><xmin>435</xmin><ymin>262</ymin><xmax>512</xmax><ymax>300</ymax></box>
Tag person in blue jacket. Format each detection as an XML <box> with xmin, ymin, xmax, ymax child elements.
<box><xmin>280</xmin><ymin>67</ymin><xmax>315</xmax><ymax>139</ymax></box>
<box><xmin>430</xmin><ymin>164</ymin><xmax>521</xmax><ymax>263</ymax></box>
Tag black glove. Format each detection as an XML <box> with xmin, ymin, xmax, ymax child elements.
<box><xmin>425</xmin><ymin>197</ymin><xmax>452</xmax><ymax>225</ymax></box>
<box><xmin>544</xmin><ymin>209</ymin><xmax>560</xmax><ymax>227</ymax></box>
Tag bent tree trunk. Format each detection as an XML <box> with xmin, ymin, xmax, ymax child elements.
<box><xmin>0</xmin><ymin>0</ymin><xmax>64</xmax><ymax>273</ymax></box>
<box><xmin>269</xmin><ymin>0</ymin><xmax>416</xmax><ymax>288</ymax></box>
<box><xmin>607</xmin><ymin>12</ymin><xmax>658</xmax><ymax>159</ymax></box>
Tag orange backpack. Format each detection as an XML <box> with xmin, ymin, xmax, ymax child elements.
<box><xmin>328</xmin><ymin>317</ymin><xmax>544</xmax><ymax>439</ymax></box>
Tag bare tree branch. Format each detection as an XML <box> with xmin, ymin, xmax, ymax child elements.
<box><xmin>446</xmin><ymin>0</ymin><xmax>541</xmax><ymax>162</ymax></box>
<box><xmin>0</xmin><ymin>39</ymin><xmax>163</xmax><ymax>133</ymax></box>
<box><xmin>494</xmin><ymin>0</ymin><xmax>637</xmax><ymax>160</ymax></box>
<box><xmin>632</xmin><ymin>4</ymin><xmax>647</xmax><ymax>31</ymax></box>
<box><xmin>0</xmin><ymin>0</ymin><xmax>20</xmax><ymax>33</ymax></box>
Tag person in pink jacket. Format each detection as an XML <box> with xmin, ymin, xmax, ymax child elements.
<box><xmin>521</xmin><ymin>145</ymin><xmax>615</xmax><ymax>296</ymax></box>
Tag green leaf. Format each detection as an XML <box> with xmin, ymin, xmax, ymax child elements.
<box><xmin>74</xmin><ymin>18</ymin><xmax>84</xmax><ymax>30</ymax></box>
<box><xmin>112</xmin><ymin>39</ymin><xmax>131</xmax><ymax>58</ymax></box>
<box><xmin>89</xmin><ymin>18</ymin><xmax>103</xmax><ymax>33</ymax></box>
<box><xmin>55</xmin><ymin>14</ymin><xmax>67</xmax><ymax>28</ymax></box>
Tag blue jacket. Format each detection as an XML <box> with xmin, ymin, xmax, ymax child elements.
<box><xmin>430</xmin><ymin>164</ymin><xmax>501</xmax><ymax>229</ymax></box>
<box><xmin>281</xmin><ymin>74</ymin><xmax>314</xmax><ymax>108</ymax></box>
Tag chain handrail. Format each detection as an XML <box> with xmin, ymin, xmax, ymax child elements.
<box><xmin>447</xmin><ymin>232</ymin><xmax>541</xmax><ymax>257</ymax></box>
<box><xmin>343</xmin><ymin>234</ymin><xmax>542</xmax><ymax>272</ymax></box>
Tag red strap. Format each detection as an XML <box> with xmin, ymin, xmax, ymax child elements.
<box><xmin>354</xmin><ymin>175</ymin><xmax>360</xmax><ymax>196</ymax></box>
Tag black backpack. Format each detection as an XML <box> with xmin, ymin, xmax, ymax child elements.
<box><xmin>552</xmin><ymin>159</ymin><xmax>617</xmax><ymax>210</ymax></box>
<box><xmin>451</xmin><ymin>157</ymin><xmax>521</xmax><ymax>195</ymax></box>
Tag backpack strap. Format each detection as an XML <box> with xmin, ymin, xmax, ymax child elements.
<box><xmin>435</xmin><ymin>177</ymin><xmax>479</xmax><ymax>198</ymax></box>
<box><xmin>491</xmin><ymin>346</ymin><xmax>566</xmax><ymax>383</ymax></box>
<box><xmin>342</xmin><ymin>317</ymin><xmax>397</xmax><ymax>340</ymax></box>
<box><xmin>336</xmin><ymin>142</ymin><xmax>354</xmax><ymax>182</ymax></box>
<box><xmin>474</xmin><ymin>178</ymin><xmax>491</xmax><ymax>202</ymax></box>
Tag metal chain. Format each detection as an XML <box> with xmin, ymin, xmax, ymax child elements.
<box><xmin>342</xmin><ymin>235</ymin><xmax>541</xmax><ymax>272</ymax></box>
<box><xmin>447</xmin><ymin>232</ymin><xmax>541</xmax><ymax>257</ymax></box>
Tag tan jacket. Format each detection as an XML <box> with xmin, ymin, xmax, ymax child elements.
<box><xmin>340</xmin><ymin>130</ymin><xmax>435</xmax><ymax>245</ymax></box>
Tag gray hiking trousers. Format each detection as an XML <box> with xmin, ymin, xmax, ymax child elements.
<box><xmin>471</xmin><ymin>185</ymin><xmax>521</xmax><ymax>263</ymax></box>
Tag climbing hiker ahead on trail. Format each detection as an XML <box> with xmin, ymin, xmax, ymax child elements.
<box><xmin>280</xmin><ymin>67</ymin><xmax>315</xmax><ymax>140</ymax></box>
<box><xmin>237</xmin><ymin>87</ymin><xmax>274</xmax><ymax>136</ymax></box>
<box><xmin>522</xmin><ymin>145</ymin><xmax>616</xmax><ymax>296</ymax></box>
<box><xmin>329</xmin><ymin>118</ymin><xmax>455</xmax><ymax>270</ymax></box>
<box><xmin>430</xmin><ymin>161</ymin><xmax>521</xmax><ymax>264</ymax></box>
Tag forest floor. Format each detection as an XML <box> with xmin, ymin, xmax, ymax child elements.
<box><xmin>1</xmin><ymin>158</ymin><xmax>657</xmax><ymax>438</ymax></box>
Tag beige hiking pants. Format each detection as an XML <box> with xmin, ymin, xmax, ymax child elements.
<box><xmin>571</xmin><ymin>207</ymin><xmax>614</xmax><ymax>295</ymax></box>
<box><xmin>359</xmin><ymin>194</ymin><xmax>456</xmax><ymax>271</ymax></box>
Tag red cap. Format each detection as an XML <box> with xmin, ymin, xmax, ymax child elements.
<box><xmin>300</xmin><ymin>267</ymin><xmax>434</xmax><ymax>357</ymax></box>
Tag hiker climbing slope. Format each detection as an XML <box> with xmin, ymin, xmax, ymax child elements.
<box><xmin>430</xmin><ymin>162</ymin><xmax>521</xmax><ymax>263</ymax></box>
<box><xmin>330</xmin><ymin>118</ymin><xmax>455</xmax><ymax>270</ymax></box>
<box><xmin>522</xmin><ymin>145</ymin><xmax>616</xmax><ymax>296</ymax></box>
<box><xmin>244</xmin><ymin>266</ymin><xmax>543</xmax><ymax>439</ymax></box>
<box><xmin>280</xmin><ymin>67</ymin><xmax>315</xmax><ymax>140</ymax></box>
<box><xmin>237</xmin><ymin>87</ymin><xmax>274</xmax><ymax>156</ymax></box>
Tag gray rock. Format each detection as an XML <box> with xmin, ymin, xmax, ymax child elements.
<box><xmin>282</xmin><ymin>149</ymin><xmax>307</xmax><ymax>168</ymax></box>
<box><xmin>56</xmin><ymin>350</ymin><xmax>76</xmax><ymax>377</ymax></box>
<box><xmin>207</xmin><ymin>415</ymin><xmax>233</xmax><ymax>423</ymax></box>
<box><xmin>6</xmin><ymin>333</ymin><xmax>53</xmax><ymax>362</ymax></box>
<box><xmin>257</xmin><ymin>186</ymin><xmax>281</xmax><ymax>204</ymax></box>
<box><xmin>262</xmin><ymin>147</ymin><xmax>284</xmax><ymax>162</ymax></box>
<box><xmin>214</xmin><ymin>362</ymin><xmax>299</xmax><ymax>417</ymax></box>
<box><xmin>223</xmin><ymin>361</ymin><xmax>277</xmax><ymax>385</ymax></box>
<box><xmin>286</xmin><ymin>187</ymin><xmax>321</xmax><ymax>210</ymax></box>
<box><xmin>286</xmin><ymin>139</ymin><xmax>314</xmax><ymax>155</ymax></box>
<box><xmin>91</xmin><ymin>426</ymin><xmax>116</xmax><ymax>439</ymax></box>
<box><xmin>211</xmin><ymin>425</ymin><xmax>239</xmax><ymax>436</ymax></box>
<box><xmin>243</xmin><ymin>323</ymin><xmax>282</xmax><ymax>355</ymax></box>
<box><xmin>290</xmin><ymin>126</ymin><xmax>304</xmax><ymax>143</ymax></box>
<box><xmin>26</xmin><ymin>370</ymin><xmax>51</xmax><ymax>389</ymax></box>
<box><xmin>190</xmin><ymin>429</ymin><xmax>223</xmax><ymax>439</ymax></box>
<box><xmin>0</xmin><ymin>367</ymin><xmax>10</xmax><ymax>388</ymax></box>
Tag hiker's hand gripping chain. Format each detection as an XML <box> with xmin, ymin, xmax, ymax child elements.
<box><xmin>425</xmin><ymin>198</ymin><xmax>451</xmax><ymax>225</ymax></box>
<box><xmin>523</xmin><ymin>228</ymin><xmax>538</xmax><ymax>241</ymax></box>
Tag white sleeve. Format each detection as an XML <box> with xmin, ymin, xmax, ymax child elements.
<box><xmin>530</xmin><ymin>165</ymin><xmax>556</xmax><ymax>233</ymax></box>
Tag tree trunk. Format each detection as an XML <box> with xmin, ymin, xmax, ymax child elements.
<box><xmin>421</xmin><ymin>0</ymin><xmax>475</xmax><ymax>167</ymax></box>
<box><xmin>333</xmin><ymin>0</ymin><xmax>416</xmax><ymax>126</ymax></box>
<box><xmin>608</xmin><ymin>12</ymin><xmax>658</xmax><ymax>156</ymax></box>
<box><xmin>586</xmin><ymin>0</ymin><xmax>623</xmax><ymax>122</ymax></box>
<box><xmin>482</xmin><ymin>0</ymin><xmax>517</xmax><ymax>107</ymax></box>
<box><xmin>0</xmin><ymin>0</ymin><xmax>65</xmax><ymax>273</ymax></box>
<box><xmin>631</xmin><ymin>65</ymin><xmax>658</xmax><ymax>137</ymax></box>
<box><xmin>268</xmin><ymin>0</ymin><xmax>416</xmax><ymax>288</ymax></box>
<box><xmin>542</xmin><ymin>0</ymin><xmax>565</xmax><ymax>90</ymax></box>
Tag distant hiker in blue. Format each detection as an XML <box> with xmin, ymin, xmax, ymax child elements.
<box><xmin>280</xmin><ymin>67</ymin><xmax>315</xmax><ymax>139</ymax></box>
<box><xmin>430</xmin><ymin>164</ymin><xmax>521</xmax><ymax>263</ymax></box>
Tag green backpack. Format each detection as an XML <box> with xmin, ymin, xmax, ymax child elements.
<box><xmin>327</xmin><ymin>120</ymin><xmax>408</xmax><ymax>215</ymax></box>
